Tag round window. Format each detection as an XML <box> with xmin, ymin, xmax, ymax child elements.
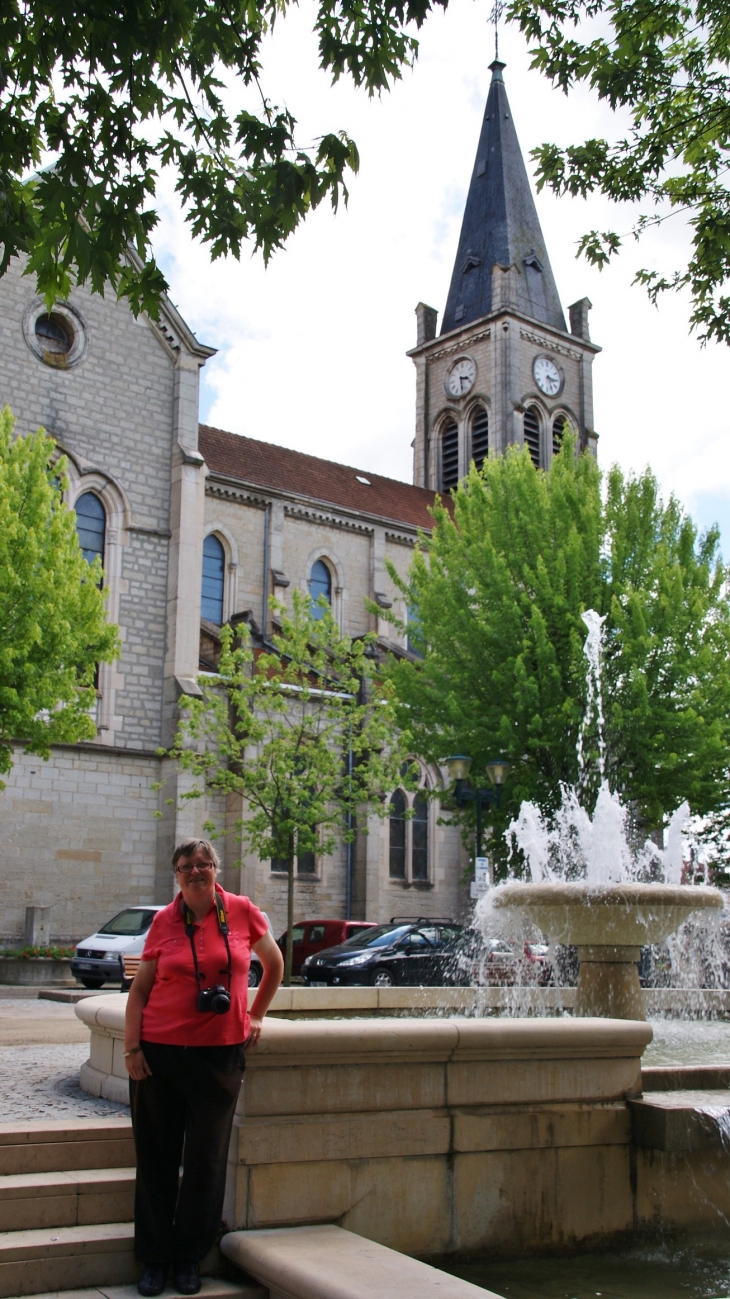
<box><xmin>35</xmin><ymin>313</ymin><xmax>73</xmax><ymax>357</ymax></box>
<box><xmin>23</xmin><ymin>300</ymin><xmax>87</xmax><ymax>368</ymax></box>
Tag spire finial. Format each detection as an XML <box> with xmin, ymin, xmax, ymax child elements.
<box><xmin>489</xmin><ymin>0</ymin><xmax>506</xmax><ymax>60</ymax></box>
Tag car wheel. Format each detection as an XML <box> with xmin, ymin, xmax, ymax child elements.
<box><xmin>80</xmin><ymin>977</ymin><xmax>104</xmax><ymax>990</ymax></box>
<box><xmin>371</xmin><ymin>968</ymin><xmax>394</xmax><ymax>988</ymax></box>
<box><xmin>248</xmin><ymin>965</ymin><xmax>261</xmax><ymax>988</ymax></box>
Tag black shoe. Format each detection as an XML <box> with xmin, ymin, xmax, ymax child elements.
<box><xmin>174</xmin><ymin>1262</ymin><xmax>201</xmax><ymax>1296</ymax></box>
<box><xmin>138</xmin><ymin>1264</ymin><xmax>167</xmax><ymax>1297</ymax></box>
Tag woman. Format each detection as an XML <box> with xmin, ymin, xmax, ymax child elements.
<box><xmin>124</xmin><ymin>839</ymin><xmax>283</xmax><ymax>1298</ymax></box>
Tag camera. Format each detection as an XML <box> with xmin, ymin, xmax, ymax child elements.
<box><xmin>197</xmin><ymin>984</ymin><xmax>231</xmax><ymax>1015</ymax></box>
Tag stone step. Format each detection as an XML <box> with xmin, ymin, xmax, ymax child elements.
<box><xmin>0</xmin><ymin>1222</ymin><xmax>135</xmax><ymax>1298</ymax></box>
<box><xmin>221</xmin><ymin>1225</ymin><xmax>504</xmax><ymax>1299</ymax></box>
<box><xmin>0</xmin><ymin>1281</ymin><xmax>266</xmax><ymax>1299</ymax></box>
<box><xmin>0</xmin><ymin>1169</ymin><xmax>135</xmax><ymax>1233</ymax></box>
<box><xmin>631</xmin><ymin>1089</ymin><xmax>730</xmax><ymax>1152</ymax></box>
<box><xmin>0</xmin><ymin>1125</ymin><xmax>134</xmax><ymax>1177</ymax></box>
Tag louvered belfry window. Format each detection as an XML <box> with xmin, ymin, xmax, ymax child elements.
<box><xmin>523</xmin><ymin>407</ymin><xmax>541</xmax><ymax>468</ymax></box>
<box><xmin>552</xmin><ymin>414</ymin><xmax>567</xmax><ymax>457</ymax></box>
<box><xmin>441</xmin><ymin>418</ymin><xmax>459</xmax><ymax>491</ymax></box>
<box><xmin>470</xmin><ymin>406</ymin><xmax>489</xmax><ymax>471</ymax></box>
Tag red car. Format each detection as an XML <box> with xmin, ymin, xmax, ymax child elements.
<box><xmin>474</xmin><ymin>939</ymin><xmax>553</xmax><ymax>987</ymax></box>
<box><xmin>278</xmin><ymin>919</ymin><xmax>376</xmax><ymax>976</ymax></box>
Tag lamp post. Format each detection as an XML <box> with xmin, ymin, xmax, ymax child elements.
<box><xmin>444</xmin><ymin>755</ymin><xmax>512</xmax><ymax>860</ymax></box>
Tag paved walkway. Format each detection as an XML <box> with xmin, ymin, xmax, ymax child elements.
<box><xmin>0</xmin><ymin>996</ymin><xmax>92</xmax><ymax>1046</ymax></box>
<box><xmin>0</xmin><ymin>999</ymin><xmax>129</xmax><ymax>1122</ymax></box>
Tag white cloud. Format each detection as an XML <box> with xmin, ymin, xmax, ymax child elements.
<box><xmin>153</xmin><ymin>0</ymin><xmax>730</xmax><ymax>557</ymax></box>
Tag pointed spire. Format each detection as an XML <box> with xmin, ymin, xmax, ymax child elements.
<box><xmin>440</xmin><ymin>62</ymin><xmax>566</xmax><ymax>336</ymax></box>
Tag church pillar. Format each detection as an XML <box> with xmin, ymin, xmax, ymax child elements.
<box><xmin>158</xmin><ymin>350</ymin><xmax>209</xmax><ymax>879</ymax></box>
<box><xmin>412</xmin><ymin>351</ymin><xmax>429</xmax><ymax>489</ymax></box>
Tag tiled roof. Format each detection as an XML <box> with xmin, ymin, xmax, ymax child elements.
<box><xmin>199</xmin><ymin>424</ymin><xmax>440</xmax><ymax>530</ymax></box>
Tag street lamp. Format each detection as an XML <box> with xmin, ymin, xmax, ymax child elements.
<box><xmin>444</xmin><ymin>755</ymin><xmax>512</xmax><ymax>859</ymax></box>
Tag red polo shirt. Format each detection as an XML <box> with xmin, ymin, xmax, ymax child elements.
<box><xmin>139</xmin><ymin>886</ymin><xmax>268</xmax><ymax>1046</ymax></box>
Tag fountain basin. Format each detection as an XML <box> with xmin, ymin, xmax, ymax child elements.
<box><xmin>493</xmin><ymin>883</ymin><xmax>723</xmax><ymax>1020</ymax></box>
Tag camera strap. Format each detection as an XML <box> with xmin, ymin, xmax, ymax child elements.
<box><xmin>182</xmin><ymin>891</ymin><xmax>232</xmax><ymax>992</ymax></box>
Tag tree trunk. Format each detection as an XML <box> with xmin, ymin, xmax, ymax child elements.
<box><xmin>284</xmin><ymin>833</ymin><xmax>295</xmax><ymax>987</ymax></box>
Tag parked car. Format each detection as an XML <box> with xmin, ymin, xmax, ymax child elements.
<box><xmin>301</xmin><ymin>919</ymin><xmax>468</xmax><ymax>987</ymax></box>
<box><xmin>472</xmin><ymin>938</ymin><xmax>553</xmax><ymax>987</ymax></box>
<box><xmin>247</xmin><ymin>911</ymin><xmax>274</xmax><ymax>987</ymax></box>
<box><xmin>72</xmin><ymin>906</ymin><xmax>164</xmax><ymax>988</ymax></box>
<box><xmin>121</xmin><ymin>910</ymin><xmax>275</xmax><ymax>990</ymax></box>
<box><xmin>278</xmin><ymin>919</ymin><xmax>376</xmax><ymax>978</ymax></box>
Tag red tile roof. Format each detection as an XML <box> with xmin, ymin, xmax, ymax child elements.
<box><xmin>199</xmin><ymin>424</ymin><xmax>440</xmax><ymax>530</ymax></box>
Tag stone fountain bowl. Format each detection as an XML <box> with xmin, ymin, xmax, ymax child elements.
<box><xmin>492</xmin><ymin>882</ymin><xmax>723</xmax><ymax>947</ymax></box>
<box><xmin>492</xmin><ymin>882</ymin><xmax>723</xmax><ymax>1020</ymax></box>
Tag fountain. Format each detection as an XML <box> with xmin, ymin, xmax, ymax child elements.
<box><xmin>481</xmin><ymin>611</ymin><xmax>723</xmax><ymax>1020</ymax></box>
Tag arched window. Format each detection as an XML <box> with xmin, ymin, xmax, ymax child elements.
<box><xmin>552</xmin><ymin>414</ymin><xmax>567</xmax><ymax>457</ymax></box>
<box><xmin>411</xmin><ymin>793</ymin><xmax>429</xmax><ymax>881</ymax></box>
<box><xmin>441</xmin><ymin>418</ymin><xmax>459</xmax><ymax>491</ymax></box>
<box><xmin>201</xmin><ymin>533</ymin><xmax>225</xmax><ymax>625</ymax></box>
<box><xmin>389</xmin><ymin>789</ymin><xmax>407</xmax><ymax>878</ymax></box>
<box><xmin>523</xmin><ymin>407</ymin><xmax>541</xmax><ymax>468</ymax></box>
<box><xmin>75</xmin><ymin>493</ymin><xmax>106</xmax><ymax>569</ymax></box>
<box><xmin>308</xmin><ymin>558</ymin><xmax>332</xmax><ymax>619</ymax></box>
<box><xmin>470</xmin><ymin>406</ymin><xmax>489</xmax><ymax>472</ymax></box>
<box><xmin>406</xmin><ymin>604</ymin><xmax>424</xmax><ymax>658</ymax></box>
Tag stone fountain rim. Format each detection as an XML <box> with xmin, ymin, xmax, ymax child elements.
<box><xmin>492</xmin><ymin>882</ymin><xmax>723</xmax><ymax>909</ymax></box>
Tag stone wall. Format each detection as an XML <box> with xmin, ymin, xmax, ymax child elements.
<box><xmin>76</xmin><ymin>999</ymin><xmax>652</xmax><ymax>1260</ymax></box>
<box><xmin>0</xmin><ymin>256</ymin><xmax>177</xmax><ymax>753</ymax></box>
<box><xmin>0</xmin><ymin>744</ymin><xmax>165</xmax><ymax>943</ymax></box>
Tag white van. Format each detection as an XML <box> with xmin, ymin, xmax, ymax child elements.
<box><xmin>72</xmin><ymin>905</ymin><xmax>273</xmax><ymax>989</ymax></box>
<box><xmin>71</xmin><ymin>906</ymin><xmax>164</xmax><ymax>988</ymax></box>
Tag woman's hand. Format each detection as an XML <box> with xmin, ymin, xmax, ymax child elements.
<box><xmin>125</xmin><ymin>1048</ymin><xmax>152</xmax><ymax>1080</ymax></box>
<box><xmin>246</xmin><ymin>1015</ymin><xmax>264</xmax><ymax>1049</ymax></box>
<box><xmin>124</xmin><ymin>957</ymin><xmax>157</xmax><ymax>1082</ymax></box>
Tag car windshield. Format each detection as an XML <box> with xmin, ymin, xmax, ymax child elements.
<box><xmin>98</xmin><ymin>909</ymin><xmax>158</xmax><ymax>936</ymax></box>
<box><xmin>341</xmin><ymin>924</ymin><xmax>411</xmax><ymax>948</ymax></box>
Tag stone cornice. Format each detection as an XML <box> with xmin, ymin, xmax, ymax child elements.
<box><xmin>518</xmin><ymin>327</ymin><xmax>584</xmax><ymax>362</ymax></box>
<box><xmin>408</xmin><ymin>307</ymin><xmax>601</xmax><ymax>359</ymax></box>
<box><xmin>205</xmin><ymin>474</ymin><xmax>430</xmax><ymax>539</ymax></box>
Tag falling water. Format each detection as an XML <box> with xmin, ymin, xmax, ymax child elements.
<box><xmin>576</xmin><ymin>609</ymin><xmax>606</xmax><ymax>789</ymax></box>
<box><xmin>501</xmin><ymin>610</ymin><xmax>691</xmax><ymax>888</ymax></box>
<box><xmin>473</xmin><ymin>609</ymin><xmax>727</xmax><ymax>1006</ymax></box>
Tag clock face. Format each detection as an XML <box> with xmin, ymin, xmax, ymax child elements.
<box><xmin>445</xmin><ymin>356</ymin><xmax>477</xmax><ymax>399</ymax></box>
<box><xmin>533</xmin><ymin>355</ymin><xmax>562</xmax><ymax>396</ymax></box>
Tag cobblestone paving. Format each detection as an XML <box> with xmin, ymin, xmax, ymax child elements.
<box><xmin>0</xmin><ymin>1043</ymin><xmax>129</xmax><ymax>1121</ymax></box>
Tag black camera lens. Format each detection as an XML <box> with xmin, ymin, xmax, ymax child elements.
<box><xmin>209</xmin><ymin>987</ymin><xmax>231</xmax><ymax>1015</ymax></box>
<box><xmin>197</xmin><ymin>984</ymin><xmax>230</xmax><ymax>1014</ymax></box>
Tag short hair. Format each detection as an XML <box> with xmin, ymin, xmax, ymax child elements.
<box><xmin>172</xmin><ymin>838</ymin><xmax>220</xmax><ymax>870</ymax></box>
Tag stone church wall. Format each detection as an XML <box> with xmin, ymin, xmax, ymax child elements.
<box><xmin>0</xmin><ymin>257</ymin><xmax>174</xmax><ymax>534</ymax></box>
<box><xmin>0</xmin><ymin>744</ymin><xmax>163</xmax><ymax>943</ymax></box>
<box><xmin>0</xmin><ymin>256</ymin><xmax>176</xmax><ymax>754</ymax></box>
<box><xmin>0</xmin><ymin>259</ymin><xmax>183</xmax><ymax>940</ymax></box>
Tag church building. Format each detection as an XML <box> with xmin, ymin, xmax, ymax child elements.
<box><xmin>0</xmin><ymin>62</ymin><xmax>599</xmax><ymax>946</ymax></box>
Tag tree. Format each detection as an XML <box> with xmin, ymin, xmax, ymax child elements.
<box><xmin>165</xmin><ymin>590</ymin><xmax>412</xmax><ymax>984</ymax></box>
<box><xmin>0</xmin><ymin>408</ymin><xmax>120</xmax><ymax>787</ymax></box>
<box><xmin>507</xmin><ymin>0</ymin><xmax>730</xmax><ymax>344</ymax></box>
<box><xmin>383</xmin><ymin>435</ymin><xmax>730</xmax><ymax>869</ymax></box>
<box><xmin>0</xmin><ymin>0</ymin><xmax>437</xmax><ymax>317</ymax></box>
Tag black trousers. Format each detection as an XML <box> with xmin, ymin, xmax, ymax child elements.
<box><xmin>129</xmin><ymin>1042</ymin><xmax>245</xmax><ymax>1265</ymax></box>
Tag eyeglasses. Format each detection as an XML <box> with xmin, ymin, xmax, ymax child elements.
<box><xmin>175</xmin><ymin>861</ymin><xmax>215</xmax><ymax>874</ymax></box>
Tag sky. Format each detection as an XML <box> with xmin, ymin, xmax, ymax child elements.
<box><xmin>152</xmin><ymin>0</ymin><xmax>730</xmax><ymax>560</ymax></box>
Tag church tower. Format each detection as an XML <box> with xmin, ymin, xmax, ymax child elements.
<box><xmin>409</xmin><ymin>60</ymin><xmax>600</xmax><ymax>492</ymax></box>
